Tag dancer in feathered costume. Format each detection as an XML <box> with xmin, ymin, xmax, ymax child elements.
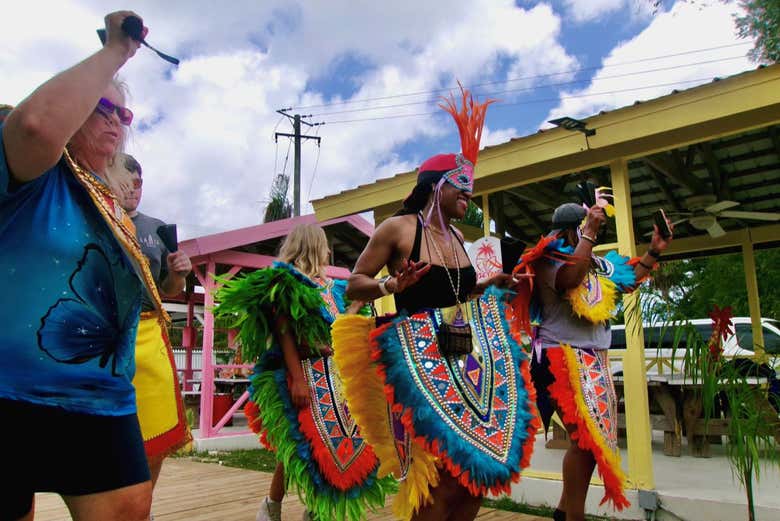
<box><xmin>332</xmin><ymin>85</ymin><xmax>539</xmax><ymax>521</ymax></box>
<box><xmin>511</xmin><ymin>198</ymin><xmax>673</xmax><ymax>521</ymax></box>
<box><xmin>215</xmin><ymin>224</ymin><xmax>394</xmax><ymax>521</ymax></box>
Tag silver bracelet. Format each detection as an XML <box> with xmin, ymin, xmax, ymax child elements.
<box><xmin>377</xmin><ymin>275</ymin><xmax>392</xmax><ymax>296</ymax></box>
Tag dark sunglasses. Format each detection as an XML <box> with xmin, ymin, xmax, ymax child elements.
<box><xmin>96</xmin><ymin>97</ymin><xmax>133</xmax><ymax>126</ymax></box>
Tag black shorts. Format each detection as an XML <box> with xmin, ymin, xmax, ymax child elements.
<box><xmin>530</xmin><ymin>348</ymin><xmax>557</xmax><ymax>431</ymax></box>
<box><xmin>0</xmin><ymin>398</ymin><xmax>150</xmax><ymax>520</ymax></box>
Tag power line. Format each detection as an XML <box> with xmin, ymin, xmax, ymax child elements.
<box><xmin>280</xmin><ymin>133</ymin><xmax>292</xmax><ymax>179</ymax></box>
<box><xmin>320</xmin><ymin>76</ymin><xmax>720</xmax><ymax>125</ymax></box>
<box><xmin>272</xmin><ymin>116</ymin><xmax>284</xmax><ymax>182</ymax></box>
<box><xmin>308</xmin><ymin>55</ymin><xmax>746</xmax><ymax>118</ymax></box>
<box><xmin>289</xmin><ymin>42</ymin><xmax>752</xmax><ymax>111</ymax></box>
<box><xmin>306</xmin><ymin>125</ymin><xmax>322</xmax><ymax>201</ymax></box>
<box><xmin>275</xmin><ymin>109</ymin><xmax>324</xmax><ymax>215</ymax></box>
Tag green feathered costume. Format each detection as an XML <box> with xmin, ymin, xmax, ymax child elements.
<box><xmin>215</xmin><ymin>261</ymin><xmax>394</xmax><ymax>521</ymax></box>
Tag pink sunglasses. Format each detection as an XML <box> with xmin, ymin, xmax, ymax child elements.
<box><xmin>95</xmin><ymin>97</ymin><xmax>133</xmax><ymax>126</ymax></box>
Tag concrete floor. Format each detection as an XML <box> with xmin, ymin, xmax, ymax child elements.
<box><xmin>193</xmin><ymin>417</ymin><xmax>780</xmax><ymax>521</ymax></box>
<box><xmin>517</xmin><ymin>432</ymin><xmax>780</xmax><ymax>521</ymax></box>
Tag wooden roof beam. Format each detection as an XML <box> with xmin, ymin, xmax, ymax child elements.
<box><xmin>700</xmin><ymin>142</ymin><xmax>733</xmax><ymax>200</ymax></box>
<box><xmin>644</xmin><ymin>153</ymin><xmax>706</xmax><ymax>194</ymax></box>
<box><xmin>505</xmin><ymin>186</ymin><xmax>558</xmax><ymax>208</ymax></box>
<box><xmin>501</xmin><ymin>217</ymin><xmax>533</xmax><ymax>242</ymax></box>
<box><xmin>503</xmin><ymin>190</ymin><xmax>548</xmax><ymax>235</ymax></box>
<box><xmin>644</xmin><ymin>162</ymin><xmax>683</xmax><ymax>212</ymax></box>
<box><xmin>769</xmin><ymin>126</ymin><xmax>780</xmax><ymax>159</ymax></box>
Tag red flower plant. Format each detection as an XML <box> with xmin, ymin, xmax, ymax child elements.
<box><xmin>708</xmin><ymin>304</ymin><xmax>734</xmax><ymax>360</ymax></box>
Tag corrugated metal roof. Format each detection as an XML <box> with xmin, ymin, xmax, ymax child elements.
<box><xmin>315</xmin><ymin>66</ymin><xmax>770</xmax><ymax>202</ymax></box>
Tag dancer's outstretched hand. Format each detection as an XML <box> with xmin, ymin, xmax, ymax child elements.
<box><xmin>388</xmin><ymin>259</ymin><xmax>431</xmax><ymax>294</ymax></box>
<box><xmin>470</xmin><ymin>272</ymin><xmax>520</xmax><ymax>298</ymax></box>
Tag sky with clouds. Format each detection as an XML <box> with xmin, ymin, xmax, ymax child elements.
<box><xmin>2</xmin><ymin>0</ymin><xmax>758</xmax><ymax>238</ymax></box>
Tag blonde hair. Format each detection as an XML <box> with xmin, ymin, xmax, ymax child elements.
<box><xmin>278</xmin><ymin>224</ymin><xmax>330</xmax><ymax>279</ymax></box>
<box><xmin>68</xmin><ymin>76</ymin><xmax>131</xmax><ymax>186</ymax></box>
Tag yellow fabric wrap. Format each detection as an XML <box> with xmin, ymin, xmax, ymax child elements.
<box><xmin>332</xmin><ymin>315</ymin><xmax>438</xmax><ymax>521</ymax></box>
<box><xmin>133</xmin><ymin>316</ymin><xmax>189</xmax><ymax>454</ymax></box>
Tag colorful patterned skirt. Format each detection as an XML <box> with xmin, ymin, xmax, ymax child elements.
<box><xmin>132</xmin><ymin>314</ymin><xmax>191</xmax><ymax>458</ymax></box>
<box><xmin>331</xmin><ymin>288</ymin><xmax>539</xmax><ymax>520</ymax></box>
<box><xmin>244</xmin><ymin>348</ymin><xmax>394</xmax><ymax>521</ymax></box>
<box><xmin>532</xmin><ymin>344</ymin><xmax>629</xmax><ymax>510</ymax></box>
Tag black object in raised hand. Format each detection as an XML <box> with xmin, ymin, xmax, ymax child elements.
<box><xmin>97</xmin><ymin>15</ymin><xmax>180</xmax><ymax>66</ymax></box>
<box><xmin>156</xmin><ymin>224</ymin><xmax>179</xmax><ymax>253</ymax></box>
<box><xmin>576</xmin><ymin>180</ymin><xmax>597</xmax><ymax>209</ymax></box>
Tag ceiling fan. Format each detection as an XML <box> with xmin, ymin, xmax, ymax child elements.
<box><xmin>651</xmin><ymin>195</ymin><xmax>780</xmax><ymax>238</ymax></box>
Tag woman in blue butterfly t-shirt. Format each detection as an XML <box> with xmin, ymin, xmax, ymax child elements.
<box><xmin>0</xmin><ymin>11</ymin><xmax>159</xmax><ymax>521</ymax></box>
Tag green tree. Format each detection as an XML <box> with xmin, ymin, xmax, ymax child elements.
<box><xmin>457</xmin><ymin>200</ymin><xmax>484</xmax><ymax>229</ymax></box>
<box><xmin>734</xmin><ymin>0</ymin><xmax>780</xmax><ymax>63</ymax></box>
<box><xmin>262</xmin><ymin>174</ymin><xmax>292</xmax><ymax>223</ymax></box>
<box><xmin>643</xmin><ymin>248</ymin><xmax>780</xmax><ymax>321</ymax></box>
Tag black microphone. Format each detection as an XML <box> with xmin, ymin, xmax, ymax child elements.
<box><xmin>97</xmin><ymin>15</ymin><xmax>179</xmax><ymax>66</ymax></box>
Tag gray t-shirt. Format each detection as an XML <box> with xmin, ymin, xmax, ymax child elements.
<box><xmin>534</xmin><ymin>259</ymin><xmax>612</xmax><ymax>350</ymax></box>
<box><xmin>132</xmin><ymin>212</ymin><xmax>169</xmax><ymax>312</ymax></box>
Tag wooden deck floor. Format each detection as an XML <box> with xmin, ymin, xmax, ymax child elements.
<box><xmin>34</xmin><ymin>458</ymin><xmax>551</xmax><ymax>520</ymax></box>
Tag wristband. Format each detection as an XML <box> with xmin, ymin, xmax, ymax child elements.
<box><xmin>638</xmin><ymin>260</ymin><xmax>654</xmax><ymax>270</ymax></box>
<box><xmin>647</xmin><ymin>248</ymin><xmax>662</xmax><ymax>259</ymax></box>
<box><xmin>377</xmin><ymin>275</ymin><xmax>393</xmax><ymax>296</ymax></box>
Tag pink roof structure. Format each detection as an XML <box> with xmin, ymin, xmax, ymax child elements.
<box><xmin>172</xmin><ymin>213</ymin><xmax>373</xmax><ymax>439</ymax></box>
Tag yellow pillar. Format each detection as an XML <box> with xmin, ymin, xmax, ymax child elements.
<box><xmin>741</xmin><ymin>238</ymin><xmax>766</xmax><ymax>360</ymax></box>
<box><xmin>610</xmin><ymin>158</ymin><xmax>655</xmax><ymax>490</ymax></box>
<box><xmin>482</xmin><ymin>194</ymin><xmax>491</xmax><ymax>238</ymax></box>
<box><xmin>373</xmin><ymin>209</ymin><xmax>397</xmax><ymax>315</ymax></box>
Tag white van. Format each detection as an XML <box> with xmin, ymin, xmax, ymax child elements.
<box><xmin>608</xmin><ymin>317</ymin><xmax>780</xmax><ymax>377</ymax></box>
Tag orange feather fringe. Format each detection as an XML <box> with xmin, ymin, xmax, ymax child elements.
<box><xmin>546</xmin><ymin>347</ymin><xmax>630</xmax><ymax>510</ymax></box>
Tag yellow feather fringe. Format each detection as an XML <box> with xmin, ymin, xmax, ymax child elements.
<box><xmin>332</xmin><ymin>315</ymin><xmax>439</xmax><ymax>520</ymax></box>
<box><xmin>560</xmin><ymin>344</ymin><xmax>626</xmax><ymax>484</ymax></box>
<box><xmin>567</xmin><ymin>274</ymin><xmax>619</xmax><ymax>324</ymax></box>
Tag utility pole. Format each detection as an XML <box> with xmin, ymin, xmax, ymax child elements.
<box><xmin>275</xmin><ymin>109</ymin><xmax>322</xmax><ymax>216</ymax></box>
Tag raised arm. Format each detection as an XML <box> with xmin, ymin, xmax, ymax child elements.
<box><xmin>633</xmin><ymin>223</ymin><xmax>673</xmax><ymax>280</ymax></box>
<box><xmin>555</xmin><ymin>206</ymin><xmax>605</xmax><ymax>291</ymax></box>
<box><xmin>2</xmin><ymin>11</ymin><xmax>143</xmax><ymax>182</ymax></box>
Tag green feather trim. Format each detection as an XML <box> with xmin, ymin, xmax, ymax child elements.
<box><xmin>215</xmin><ymin>267</ymin><xmax>331</xmax><ymax>361</ymax></box>
<box><xmin>249</xmin><ymin>360</ymin><xmax>396</xmax><ymax>521</ymax></box>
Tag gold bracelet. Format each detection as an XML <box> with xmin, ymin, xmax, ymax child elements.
<box><xmin>581</xmin><ymin>234</ymin><xmax>597</xmax><ymax>245</ymax></box>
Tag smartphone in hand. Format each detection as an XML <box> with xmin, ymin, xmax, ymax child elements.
<box><xmin>157</xmin><ymin>224</ymin><xmax>178</xmax><ymax>252</ymax></box>
<box><xmin>653</xmin><ymin>208</ymin><xmax>672</xmax><ymax>239</ymax></box>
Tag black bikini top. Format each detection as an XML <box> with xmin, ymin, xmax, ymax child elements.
<box><xmin>393</xmin><ymin>216</ymin><xmax>476</xmax><ymax>314</ymax></box>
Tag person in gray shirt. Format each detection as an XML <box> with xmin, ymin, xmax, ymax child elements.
<box><xmin>115</xmin><ymin>153</ymin><xmax>192</xmax><ymax>503</ymax></box>
<box><xmin>528</xmin><ymin>202</ymin><xmax>672</xmax><ymax>521</ymax></box>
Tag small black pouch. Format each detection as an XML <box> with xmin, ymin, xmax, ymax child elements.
<box><xmin>437</xmin><ymin>308</ymin><xmax>473</xmax><ymax>356</ymax></box>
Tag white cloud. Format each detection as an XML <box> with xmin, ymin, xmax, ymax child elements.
<box><xmin>482</xmin><ymin>126</ymin><xmax>520</xmax><ymax>148</ymax></box>
<box><xmin>564</xmin><ymin>0</ymin><xmax>626</xmax><ymax>23</ymax></box>
<box><xmin>562</xmin><ymin>0</ymin><xmax>654</xmax><ymax>24</ymax></box>
<box><xmin>2</xmin><ymin>1</ymin><xmax>576</xmax><ymax>238</ymax></box>
<box><xmin>544</xmin><ymin>0</ymin><xmax>754</xmax><ymax>127</ymax></box>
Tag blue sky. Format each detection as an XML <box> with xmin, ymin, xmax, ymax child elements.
<box><xmin>3</xmin><ymin>1</ymin><xmax>758</xmax><ymax>238</ymax></box>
